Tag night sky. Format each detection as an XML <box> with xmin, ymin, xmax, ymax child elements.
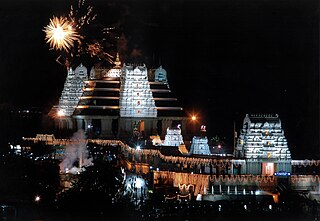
<box><xmin>0</xmin><ymin>0</ymin><xmax>318</xmax><ymax>158</ymax></box>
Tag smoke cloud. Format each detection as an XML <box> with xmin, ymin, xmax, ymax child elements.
<box><xmin>59</xmin><ymin>129</ymin><xmax>93</xmax><ymax>174</ymax></box>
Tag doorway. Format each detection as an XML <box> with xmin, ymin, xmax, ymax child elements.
<box><xmin>262</xmin><ymin>162</ymin><xmax>275</xmax><ymax>175</ymax></box>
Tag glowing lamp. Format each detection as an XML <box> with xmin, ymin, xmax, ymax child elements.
<box><xmin>57</xmin><ymin>109</ymin><xmax>65</xmax><ymax>116</ymax></box>
<box><xmin>191</xmin><ymin>116</ymin><xmax>197</xmax><ymax>121</ymax></box>
<box><xmin>35</xmin><ymin>195</ymin><xmax>41</xmax><ymax>202</ymax></box>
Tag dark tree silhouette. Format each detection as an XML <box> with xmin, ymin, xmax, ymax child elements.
<box><xmin>57</xmin><ymin>158</ymin><xmax>124</xmax><ymax>217</ymax></box>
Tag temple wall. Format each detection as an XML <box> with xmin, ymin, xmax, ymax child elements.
<box><xmin>154</xmin><ymin>171</ymin><xmax>278</xmax><ymax>196</ymax></box>
<box><xmin>118</xmin><ymin>117</ymin><xmax>158</xmax><ymax>138</ymax></box>
<box><xmin>100</xmin><ymin>118</ymin><xmax>113</xmax><ymax>136</ymax></box>
<box><xmin>276</xmin><ymin>162</ymin><xmax>292</xmax><ymax>173</ymax></box>
<box><xmin>290</xmin><ymin>175</ymin><xmax>320</xmax><ymax>191</ymax></box>
<box><xmin>246</xmin><ymin>161</ymin><xmax>262</xmax><ymax>175</ymax></box>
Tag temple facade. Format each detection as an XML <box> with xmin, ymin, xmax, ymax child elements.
<box><xmin>162</xmin><ymin>127</ymin><xmax>184</xmax><ymax>147</ymax></box>
<box><xmin>234</xmin><ymin>114</ymin><xmax>292</xmax><ymax>175</ymax></box>
<box><xmin>57</xmin><ymin>64</ymin><xmax>88</xmax><ymax>117</ymax></box>
<box><xmin>48</xmin><ymin>56</ymin><xmax>188</xmax><ymax>139</ymax></box>
<box><xmin>119</xmin><ymin>64</ymin><xmax>157</xmax><ymax>118</ymax></box>
<box><xmin>189</xmin><ymin>136</ymin><xmax>211</xmax><ymax>155</ymax></box>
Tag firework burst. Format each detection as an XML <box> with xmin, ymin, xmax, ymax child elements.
<box><xmin>44</xmin><ymin>0</ymin><xmax>118</xmax><ymax>67</ymax></box>
<box><xmin>44</xmin><ymin>16</ymin><xmax>81</xmax><ymax>52</ymax></box>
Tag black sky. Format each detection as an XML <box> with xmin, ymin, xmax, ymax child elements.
<box><xmin>0</xmin><ymin>0</ymin><xmax>318</xmax><ymax>158</ymax></box>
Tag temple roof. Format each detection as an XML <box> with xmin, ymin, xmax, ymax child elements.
<box><xmin>53</xmin><ymin>61</ymin><xmax>186</xmax><ymax>119</ymax></box>
<box><xmin>244</xmin><ymin>113</ymin><xmax>281</xmax><ymax>124</ymax></box>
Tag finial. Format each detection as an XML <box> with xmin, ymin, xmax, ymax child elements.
<box><xmin>114</xmin><ymin>53</ymin><xmax>121</xmax><ymax>68</ymax></box>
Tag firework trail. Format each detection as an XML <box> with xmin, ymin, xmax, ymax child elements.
<box><xmin>69</xmin><ymin>0</ymin><xmax>97</xmax><ymax>29</ymax></box>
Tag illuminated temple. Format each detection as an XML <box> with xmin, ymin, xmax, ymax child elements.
<box><xmin>43</xmin><ymin>56</ymin><xmax>319</xmax><ymax>202</ymax></box>
<box><xmin>49</xmin><ymin>55</ymin><xmax>188</xmax><ymax>139</ymax></box>
<box><xmin>234</xmin><ymin>114</ymin><xmax>292</xmax><ymax>175</ymax></box>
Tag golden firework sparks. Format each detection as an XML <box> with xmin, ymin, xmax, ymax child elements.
<box><xmin>43</xmin><ymin>16</ymin><xmax>81</xmax><ymax>51</ymax></box>
<box><xmin>69</xmin><ymin>0</ymin><xmax>96</xmax><ymax>29</ymax></box>
<box><xmin>86</xmin><ymin>42</ymin><xmax>114</xmax><ymax>63</ymax></box>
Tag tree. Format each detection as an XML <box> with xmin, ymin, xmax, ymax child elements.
<box><xmin>57</xmin><ymin>158</ymin><xmax>124</xmax><ymax>216</ymax></box>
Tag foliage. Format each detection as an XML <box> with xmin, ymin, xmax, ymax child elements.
<box><xmin>0</xmin><ymin>154</ymin><xmax>60</xmax><ymax>205</ymax></box>
<box><xmin>57</xmin><ymin>158</ymin><xmax>124</xmax><ymax>215</ymax></box>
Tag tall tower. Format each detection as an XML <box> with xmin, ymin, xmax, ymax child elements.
<box><xmin>58</xmin><ymin>64</ymin><xmax>88</xmax><ymax>116</ymax></box>
<box><xmin>119</xmin><ymin>64</ymin><xmax>157</xmax><ymax>118</ymax></box>
<box><xmin>189</xmin><ymin>136</ymin><xmax>211</xmax><ymax>155</ymax></box>
<box><xmin>163</xmin><ymin>127</ymin><xmax>184</xmax><ymax>146</ymax></box>
<box><xmin>235</xmin><ymin>114</ymin><xmax>291</xmax><ymax>175</ymax></box>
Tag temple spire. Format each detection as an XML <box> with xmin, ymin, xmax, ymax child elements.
<box><xmin>114</xmin><ymin>52</ymin><xmax>121</xmax><ymax>68</ymax></box>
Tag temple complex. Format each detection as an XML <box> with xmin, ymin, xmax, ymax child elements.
<box><xmin>43</xmin><ymin>56</ymin><xmax>313</xmax><ymax>203</ymax></box>
<box><xmin>49</xmin><ymin>55</ymin><xmax>188</xmax><ymax>139</ymax></box>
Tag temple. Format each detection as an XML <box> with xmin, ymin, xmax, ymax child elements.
<box><xmin>48</xmin><ymin>55</ymin><xmax>188</xmax><ymax>139</ymax></box>
<box><xmin>43</xmin><ymin>56</ymin><xmax>313</xmax><ymax>203</ymax></box>
<box><xmin>162</xmin><ymin>127</ymin><xmax>184</xmax><ymax>147</ymax></box>
<box><xmin>189</xmin><ymin>136</ymin><xmax>211</xmax><ymax>155</ymax></box>
<box><xmin>234</xmin><ymin>114</ymin><xmax>292</xmax><ymax>175</ymax></box>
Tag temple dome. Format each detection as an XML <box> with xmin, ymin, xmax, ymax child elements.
<box><xmin>155</xmin><ymin>66</ymin><xmax>167</xmax><ymax>82</ymax></box>
<box><xmin>75</xmin><ymin>64</ymin><xmax>88</xmax><ymax>78</ymax></box>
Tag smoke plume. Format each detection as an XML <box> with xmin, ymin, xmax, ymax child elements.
<box><xmin>59</xmin><ymin>129</ymin><xmax>93</xmax><ymax>174</ymax></box>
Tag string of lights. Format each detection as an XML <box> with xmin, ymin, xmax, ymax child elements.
<box><xmin>23</xmin><ymin>136</ymin><xmax>320</xmax><ymax>168</ymax></box>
